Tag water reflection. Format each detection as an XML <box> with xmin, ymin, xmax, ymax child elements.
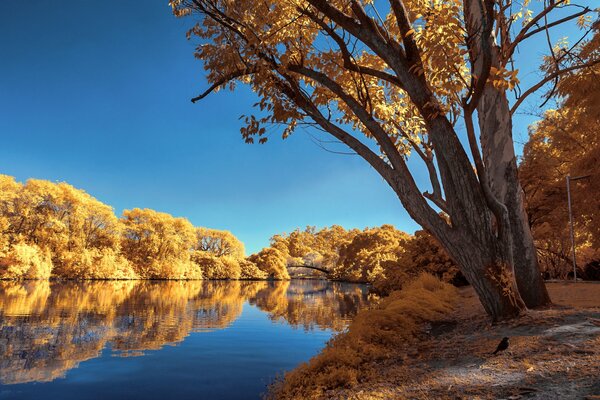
<box><xmin>0</xmin><ymin>280</ymin><xmax>369</xmax><ymax>385</ymax></box>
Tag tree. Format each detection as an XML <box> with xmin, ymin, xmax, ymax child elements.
<box><xmin>0</xmin><ymin>242</ymin><xmax>52</xmax><ymax>279</ymax></box>
<box><xmin>335</xmin><ymin>224</ymin><xmax>410</xmax><ymax>282</ymax></box>
<box><xmin>171</xmin><ymin>0</ymin><xmax>597</xmax><ymax>319</ymax></box>
<box><xmin>0</xmin><ymin>175</ymin><xmax>134</xmax><ymax>279</ymax></box>
<box><xmin>271</xmin><ymin>225</ymin><xmax>358</xmax><ymax>274</ymax></box>
<box><xmin>520</xmin><ymin>32</ymin><xmax>600</xmax><ymax>279</ymax></box>
<box><xmin>194</xmin><ymin>227</ymin><xmax>245</xmax><ymax>258</ymax></box>
<box><xmin>247</xmin><ymin>247</ymin><xmax>290</xmax><ymax>279</ymax></box>
<box><xmin>120</xmin><ymin>208</ymin><xmax>201</xmax><ymax>279</ymax></box>
<box><xmin>238</xmin><ymin>259</ymin><xmax>268</xmax><ymax>279</ymax></box>
<box><xmin>191</xmin><ymin>252</ymin><xmax>242</xmax><ymax>279</ymax></box>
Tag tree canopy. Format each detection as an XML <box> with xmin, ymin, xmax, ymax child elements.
<box><xmin>520</xmin><ymin>31</ymin><xmax>600</xmax><ymax>279</ymax></box>
<box><xmin>171</xmin><ymin>0</ymin><xmax>597</xmax><ymax>319</ymax></box>
<box><xmin>0</xmin><ymin>175</ymin><xmax>261</xmax><ymax>280</ymax></box>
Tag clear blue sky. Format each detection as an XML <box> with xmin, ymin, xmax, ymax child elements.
<box><xmin>0</xmin><ymin>1</ymin><xmax>589</xmax><ymax>254</ymax></box>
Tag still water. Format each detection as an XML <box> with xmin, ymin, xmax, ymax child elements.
<box><xmin>0</xmin><ymin>280</ymin><xmax>369</xmax><ymax>399</ymax></box>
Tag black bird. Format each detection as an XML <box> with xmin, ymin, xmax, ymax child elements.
<box><xmin>493</xmin><ymin>337</ymin><xmax>510</xmax><ymax>355</ymax></box>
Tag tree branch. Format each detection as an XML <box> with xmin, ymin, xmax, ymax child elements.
<box><xmin>191</xmin><ymin>68</ymin><xmax>255</xmax><ymax>103</ymax></box>
<box><xmin>510</xmin><ymin>58</ymin><xmax>600</xmax><ymax>114</ymax></box>
<box><xmin>298</xmin><ymin>6</ymin><xmax>404</xmax><ymax>89</ymax></box>
<box><xmin>388</xmin><ymin>0</ymin><xmax>423</xmax><ymax>65</ymax></box>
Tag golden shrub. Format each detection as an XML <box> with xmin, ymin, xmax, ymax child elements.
<box><xmin>269</xmin><ymin>274</ymin><xmax>458</xmax><ymax>399</ymax></box>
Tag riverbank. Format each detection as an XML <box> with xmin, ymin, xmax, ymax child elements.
<box><xmin>272</xmin><ymin>281</ymin><xmax>600</xmax><ymax>399</ymax></box>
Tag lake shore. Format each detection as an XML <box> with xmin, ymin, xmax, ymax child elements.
<box><xmin>312</xmin><ymin>282</ymin><xmax>600</xmax><ymax>400</ymax></box>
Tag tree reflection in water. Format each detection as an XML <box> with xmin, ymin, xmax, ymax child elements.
<box><xmin>0</xmin><ymin>280</ymin><xmax>369</xmax><ymax>385</ymax></box>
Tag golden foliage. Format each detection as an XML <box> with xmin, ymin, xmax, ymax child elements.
<box><xmin>271</xmin><ymin>225</ymin><xmax>358</xmax><ymax>275</ymax></box>
<box><xmin>521</xmin><ymin>33</ymin><xmax>600</xmax><ymax>279</ymax></box>
<box><xmin>191</xmin><ymin>252</ymin><xmax>240</xmax><ymax>279</ymax></box>
<box><xmin>269</xmin><ymin>274</ymin><xmax>458</xmax><ymax>399</ymax></box>
<box><xmin>194</xmin><ymin>227</ymin><xmax>245</xmax><ymax>258</ymax></box>
<box><xmin>120</xmin><ymin>208</ymin><xmax>199</xmax><ymax>279</ymax></box>
<box><xmin>270</xmin><ymin>223</ymin><xmax>460</xmax><ymax>288</ymax></box>
<box><xmin>0</xmin><ymin>243</ymin><xmax>52</xmax><ymax>279</ymax></box>
<box><xmin>169</xmin><ymin>0</ymin><xmax>475</xmax><ymax>148</ymax></box>
<box><xmin>248</xmin><ymin>247</ymin><xmax>290</xmax><ymax>280</ymax></box>
<box><xmin>0</xmin><ymin>175</ymin><xmax>247</xmax><ymax>280</ymax></box>
<box><xmin>334</xmin><ymin>224</ymin><xmax>411</xmax><ymax>282</ymax></box>
<box><xmin>238</xmin><ymin>259</ymin><xmax>268</xmax><ymax>280</ymax></box>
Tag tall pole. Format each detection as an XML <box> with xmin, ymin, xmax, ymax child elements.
<box><xmin>566</xmin><ymin>175</ymin><xmax>577</xmax><ymax>281</ymax></box>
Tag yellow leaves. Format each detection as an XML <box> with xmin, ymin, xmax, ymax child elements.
<box><xmin>119</xmin><ymin>208</ymin><xmax>198</xmax><ymax>279</ymax></box>
<box><xmin>248</xmin><ymin>247</ymin><xmax>290</xmax><ymax>280</ymax></box>
<box><xmin>577</xmin><ymin>15</ymin><xmax>593</xmax><ymax>29</ymax></box>
<box><xmin>488</xmin><ymin>67</ymin><xmax>520</xmax><ymax>91</ymax></box>
<box><xmin>0</xmin><ymin>174</ymin><xmax>250</xmax><ymax>280</ymax></box>
<box><xmin>173</xmin><ymin>0</ymin><xmax>471</xmax><ymax>154</ymax></box>
<box><xmin>0</xmin><ymin>243</ymin><xmax>52</xmax><ymax>279</ymax></box>
<box><xmin>404</xmin><ymin>28</ymin><xmax>415</xmax><ymax>38</ymax></box>
<box><xmin>195</xmin><ymin>227</ymin><xmax>245</xmax><ymax>258</ymax></box>
<box><xmin>521</xmin><ymin>39</ymin><xmax>600</xmax><ymax>276</ymax></box>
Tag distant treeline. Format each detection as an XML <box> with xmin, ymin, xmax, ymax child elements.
<box><xmin>0</xmin><ymin>175</ymin><xmax>288</xmax><ymax>280</ymax></box>
<box><xmin>271</xmin><ymin>224</ymin><xmax>465</xmax><ymax>294</ymax></box>
<box><xmin>0</xmin><ymin>175</ymin><xmax>462</xmax><ymax>286</ymax></box>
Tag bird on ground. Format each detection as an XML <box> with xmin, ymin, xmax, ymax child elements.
<box><xmin>493</xmin><ymin>337</ymin><xmax>510</xmax><ymax>355</ymax></box>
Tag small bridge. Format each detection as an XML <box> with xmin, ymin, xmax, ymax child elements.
<box><xmin>287</xmin><ymin>264</ymin><xmax>332</xmax><ymax>276</ymax></box>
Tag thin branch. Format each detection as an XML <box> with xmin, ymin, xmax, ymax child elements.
<box><xmin>510</xmin><ymin>58</ymin><xmax>600</xmax><ymax>114</ymax></box>
<box><xmin>287</xmin><ymin>64</ymin><xmax>407</xmax><ymax>170</ymax></box>
<box><xmin>518</xmin><ymin>8</ymin><xmax>591</xmax><ymax>44</ymax></box>
<box><xmin>299</xmin><ymin>7</ymin><xmax>404</xmax><ymax>88</ymax></box>
<box><xmin>191</xmin><ymin>68</ymin><xmax>255</xmax><ymax>103</ymax></box>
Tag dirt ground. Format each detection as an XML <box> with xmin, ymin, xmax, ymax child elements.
<box><xmin>327</xmin><ymin>282</ymin><xmax>600</xmax><ymax>400</ymax></box>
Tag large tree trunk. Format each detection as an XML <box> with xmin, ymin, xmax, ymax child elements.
<box><xmin>462</xmin><ymin>0</ymin><xmax>551</xmax><ymax>309</ymax></box>
<box><xmin>478</xmin><ymin>66</ymin><xmax>551</xmax><ymax>309</ymax></box>
<box><xmin>388</xmin><ymin>130</ymin><xmax>528</xmax><ymax>321</ymax></box>
<box><xmin>445</xmin><ymin>228</ymin><xmax>526</xmax><ymax>320</ymax></box>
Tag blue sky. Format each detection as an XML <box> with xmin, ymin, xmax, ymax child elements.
<box><xmin>0</xmin><ymin>1</ymin><xmax>590</xmax><ymax>254</ymax></box>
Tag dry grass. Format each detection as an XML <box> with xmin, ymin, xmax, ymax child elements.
<box><xmin>268</xmin><ymin>274</ymin><xmax>458</xmax><ymax>399</ymax></box>
<box><xmin>271</xmin><ymin>282</ymin><xmax>600</xmax><ymax>400</ymax></box>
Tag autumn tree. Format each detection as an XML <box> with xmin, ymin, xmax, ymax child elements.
<box><xmin>271</xmin><ymin>225</ymin><xmax>358</xmax><ymax>274</ymax></box>
<box><xmin>120</xmin><ymin>208</ymin><xmax>201</xmax><ymax>279</ymax></box>
<box><xmin>334</xmin><ymin>224</ymin><xmax>410</xmax><ymax>282</ymax></box>
<box><xmin>247</xmin><ymin>247</ymin><xmax>290</xmax><ymax>280</ymax></box>
<box><xmin>194</xmin><ymin>227</ymin><xmax>245</xmax><ymax>258</ymax></box>
<box><xmin>238</xmin><ymin>258</ymin><xmax>268</xmax><ymax>280</ymax></box>
<box><xmin>0</xmin><ymin>175</ymin><xmax>259</xmax><ymax>280</ymax></box>
<box><xmin>405</xmin><ymin>230</ymin><xmax>464</xmax><ymax>285</ymax></box>
<box><xmin>172</xmin><ymin>0</ymin><xmax>598</xmax><ymax>319</ymax></box>
<box><xmin>0</xmin><ymin>175</ymin><xmax>135</xmax><ymax>279</ymax></box>
<box><xmin>520</xmin><ymin>31</ymin><xmax>600</xmax><ymax>279</ymax></box>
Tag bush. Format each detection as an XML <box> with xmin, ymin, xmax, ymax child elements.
<box><xmin>582</xmin><ymin>260</ymin><xmax>600</xmax><ymax>281</ymax></box>
<box><xmin>369</xmin><ymin>259</ymin><xmax>410</xmax><ymax>296</ymax></box>
<box><xmin>269</xmin><ymin>274</ymin><xmax>458</xmax><ymax>399</ymax></box>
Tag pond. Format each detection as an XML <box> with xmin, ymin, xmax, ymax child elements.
<box><xmin>0</xmin><ymin>280</ymin><xmax>370</xmax><ymax>399</ymax></box>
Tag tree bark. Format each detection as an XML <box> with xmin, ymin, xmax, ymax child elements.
<box><xmin>478</xmin><ymin>72</ymin><xmax>551</xmax><ymax>309</ymax></box>
<box><xmin>462</xmin><ymin>0</ymin><xmax>551</xmax><ymax>309</ymax></box>
<box><xmin>445</xmin><ymin>228</ymin><xmax>525</xmax><ymax>320</ymax></box>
